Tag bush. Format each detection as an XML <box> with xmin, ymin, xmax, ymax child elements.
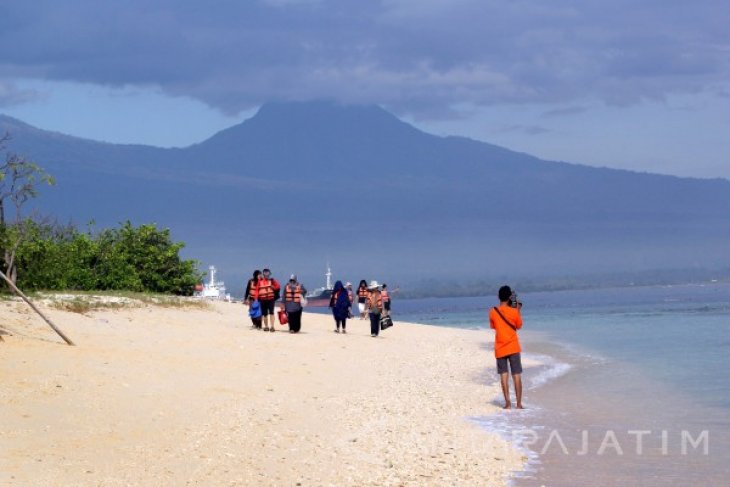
<box><xmin>9</xmin><ymin>220</ymin><xmax>202</xmax><ymax>295</ymax></box>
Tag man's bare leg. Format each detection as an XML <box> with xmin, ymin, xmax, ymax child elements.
<box><xmin>513</xmin><ymin>373</ymin><xmax>523</xmax><ymax>409</ymax></box>
<box><xmin>500</xmin><ymin>372</ymin><xmax>511</xmax><ymax>409</ymax></box>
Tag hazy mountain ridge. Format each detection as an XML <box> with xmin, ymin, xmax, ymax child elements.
<box><xmin>2</xmin><ymin>101</ymin><xmax>729</xmax><ymax>294</ymax></box>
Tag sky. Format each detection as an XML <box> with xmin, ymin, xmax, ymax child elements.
<box><xmin>1</xmin><ymin>0</ymin><xmax>729</xmax><ymax>179</ymax></box>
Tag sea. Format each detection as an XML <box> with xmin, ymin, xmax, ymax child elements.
<box><xmin>319</xmin><ymin>282</ymin><xmax>730</xmax><ymax>486</ymax></box>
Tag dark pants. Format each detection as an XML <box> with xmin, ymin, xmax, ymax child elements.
<box><xmin>369</xmin><ymin>313</ymin><xmax>380</xmax><ymax>336</ymax></box>
<box><xmin>333</xmin><ymin>309</ymin><xmax>347</xmax><ymax>330</ymax></box>
<box><xmin>288</xmin><ymin>310</ymin><xmax>302</xmax><ymax>333</ymax></box>
<box><xmin>251</xmin><ymin>317</ymin><xmax>262</xmax><ymax>329</ymax></box>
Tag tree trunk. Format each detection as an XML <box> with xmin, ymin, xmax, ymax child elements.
<box><xmin>0</xmin><ymin>269</ymin><xmax>75</xmax><ymax>346</ymax></box>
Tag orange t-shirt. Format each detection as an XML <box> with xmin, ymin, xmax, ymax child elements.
<box><xmin>489</xmin><ymin>305</ymin><xmax>523</xmax><ymax>358</ymax></box>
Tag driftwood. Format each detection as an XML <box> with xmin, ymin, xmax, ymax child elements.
<box><xmin>0</xmin><ymin>270</ymin><xmax>75</xmax><ymax>346</ymax></box>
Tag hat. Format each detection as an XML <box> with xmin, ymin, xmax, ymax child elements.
<box><xmin>368</xmin><ymin>280</ymin><xmax>381</xmax><ymax>290</ymax></box>
<box><xmin>345</xmin><ymin>282</ymin><xmax>352</xmax><ymax>287</ymax></box>
<box><xmin>290</xmin><ymin>274</ymin><xmax>297</xmax><ymax>281</ymax></box>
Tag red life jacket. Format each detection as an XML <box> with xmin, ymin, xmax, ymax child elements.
<box><xmin>358</xmin><ymin>287</ymin><xmax>369</xmax><ymax>299</ymax></box>
<box><xmin>257</xmin><ymin>278</ymin><xmax>275</xmax><ymax>300</ymax></box>
<box><xmin>285</xmin><ymin>283</ymin><xmax>301</xmax><ymax>303</ymax></box>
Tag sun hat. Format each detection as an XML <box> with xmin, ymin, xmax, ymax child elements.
<box><xmin>290</xmin><ymin>274</ymin><xmax>297</xmax><ymax>281</ymax></box>
<box><xmin>345</xmin><ymin>282</ymin><xmax>352</xmax><ymax>287</ymax></box>
<box><xmin>368</xmin><ymin>280</ymin><xmax>380</xmax><ymax>290</ymax></box>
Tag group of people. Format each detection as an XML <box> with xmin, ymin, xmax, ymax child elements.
<box><xmin>331</xmin><ymin>280</ymin><xmax>391</xmax><ymax>337</ymax></box>
<box><xmin>243</xmin><ymin>270</ymin><xmax>524</xmax><ymax>406</ymax></box>
<box><xmin>243</xmin><ymin>269</ymin><xmax>391</xmax><ymax>337</ymax></box>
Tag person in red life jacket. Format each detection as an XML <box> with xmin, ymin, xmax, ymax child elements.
<box><xmin>366</xmin><ymin>281</ymin><xmax>384</xmax><ymax>337</ymax></box>
<box><xmin>381</xmin><ymin>283</ymin><xmax>391</xmax><ymax>316</ymax></box>
<box><xmin>329</xmin><ymin>280</ymin><xmax>351</xmax><ymax>333</ymax></box>
<box><xmin>357</xmin><ymin>280</ymin><xmax>369</xmax><ymax>320</ymax></box>
<box><xmin>489</xmin><ymin>285</ymin><xmax>524</xmax><ymax>409</ymax></box>
<box><xmin>244</xmin><ymin>270</ymin><xmax>262</xmax><ymax>329</ymax></box>
<box><xmin>255</xmin><ymin>268</ymin><xmax>281</xmax><ymax>332</ymax></box>
<box><xmin>282</xmin><ymin>274</ymin><xmax>306</xmax><ymax>333</ymax></box>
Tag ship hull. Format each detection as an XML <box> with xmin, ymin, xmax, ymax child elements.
<box><xmin>305</xmin><ymin>290</ymin><xmax>333</xmax><ymax>308</ymax></box>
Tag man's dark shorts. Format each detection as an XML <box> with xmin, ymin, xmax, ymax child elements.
<box><xmin>260</xmin><ymin>299</ymin><xmax>275</xmax><ymax>317</ymax></box>
<box><xmin>496</xmin><ymin>353</ymin><xmax>523</xmax><ymax>375</ymax></box>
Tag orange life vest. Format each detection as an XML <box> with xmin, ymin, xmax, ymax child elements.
<box><xmin>358</xmin><ymin>287</ymin><xmax>369</xmax><ymax>299</ymax></box>
<box><xmin>257</xmin><ymin>278</ymin><xmax>275</xmax><ymax>300</ymax></box>
<box><xmin>285</xmin><ymin>283</ymin><xmax>301</xmax><ymax>303</ymax></box>
<box><xmin>347</xmin><ymin>289</ymin><xmax>354</xmax><ymax>303</ymax></box>
<box><xmin>368</xmin><ymin>291</ymin><xmax>382</xmax><ymax>309</ymax></box>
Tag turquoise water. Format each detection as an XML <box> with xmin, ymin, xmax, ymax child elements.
<box><xmin>388</xmin><ymin>283</ymin><xmax>730</xmax><ymax>485</ymax></box>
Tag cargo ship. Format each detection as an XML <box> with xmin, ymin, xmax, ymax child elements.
<box><xmin>305</xmin><ymin>265</ymin><xmax>334</xmax><ymax>307</ymax></box>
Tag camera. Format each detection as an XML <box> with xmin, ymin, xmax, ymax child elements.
<box><xmin>509</xmin><ymin>292</ymin><xmax>522</xmax><ymax>309</ymax></box>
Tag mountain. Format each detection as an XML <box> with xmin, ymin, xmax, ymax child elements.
<box><xmin>2</xmin><ymin>101</ymin><xmax>729</xmax><ymax>293</ymax></box>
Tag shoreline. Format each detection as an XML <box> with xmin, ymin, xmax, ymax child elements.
<box><xmin>0</xmin><ymin>297</ymin><xmax>530</xmax><ymax>486</ymax></box>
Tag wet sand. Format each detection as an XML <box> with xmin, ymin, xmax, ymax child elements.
<box><xmin>0</xmin><ymin>298</ymin><xmax>526</xmax><ymax>486</ymax></box>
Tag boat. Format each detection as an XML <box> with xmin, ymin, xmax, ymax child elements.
<box><xmin>194</xmin><ymin>265</ymin><xmax>231</xmax><ymax>301</ymax></box>
<box><xmin>305</xmin><ymin>265</ymin><xmax>335</xmax><ymax>307</ymax></box>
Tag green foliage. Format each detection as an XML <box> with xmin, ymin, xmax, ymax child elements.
<box><xmin>10</xmin><ymin>220</ymin><xmax>202</xmax><ymax>295</ymax></box>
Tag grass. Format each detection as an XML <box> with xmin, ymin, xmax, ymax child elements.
<box><xmin>50</xmin><ymin>297</ymin><xmax>130</xmax><ymax>314</ymax></box>
<box><xmin>41</xmin><ymin>291</ymin><xmax>210</xmax><ymax>314</ymax></box>
<box><xmin>2</xmin><ymin>288</ymin><xmax>211</xmax><ymax>314</ymax></box>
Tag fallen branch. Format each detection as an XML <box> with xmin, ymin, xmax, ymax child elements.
<box><xmin>0</xmin><ymin>270</ymin><xmax>75</xmax><ymax>346</ymax></box>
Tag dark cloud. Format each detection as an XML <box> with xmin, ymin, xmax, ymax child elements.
<box><xmin>0</xmin><ymin>0</ymin><xmax>728</xmax><ymax>118</ymax></box>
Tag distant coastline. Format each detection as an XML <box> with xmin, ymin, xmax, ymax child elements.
<box><xmin>398</xmin><ymin>268</ymin><xmax>730</xmax><ymax>299</ymax></box>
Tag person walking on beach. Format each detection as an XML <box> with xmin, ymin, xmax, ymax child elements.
<box><xmin>366</xmin><ymin>281</ymin><xmax>384</xmax><ymax>337</ymax></box>
<box><xmin>489</xmin><ymin>285</ymin><xmax>524</xmax><ymax>409</ymax></box>
<box><xmin>381</xmin><ymin>283</ymin><xmax>391</xmax><ymax>316</ymax></box>
<box><xmin>255</xmin><ymin>268</ymin><xmax>280</xmax><ymax>332</ymax></box>
<box><xmin>346</xmin><ymin>282</ymin><xmax>354</xmax><ymax>318</ymax></box>
<box><xmin>283</xmin><ymin>275</ymin><xmax>306</xmax><ymax>333</ymax></box>
<box><xmin>357</xmin><ymin>280</ymin><xmax>369</xmax><ymax>320</ymax></box>
<box><xmin>245</xmin><ymin>270</ymin><xmax>262</xmax><ymax>329</ymax></box>
<box><xmin>329</xmin><ymin>280</ymin><xmax>351</xmax><ymax>333</ymax></box>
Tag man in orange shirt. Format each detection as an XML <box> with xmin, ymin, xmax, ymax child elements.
<box><xmin>489</xmin><ymin>285</ymin><xmax>524</xmax><ymax>409</ymax></box>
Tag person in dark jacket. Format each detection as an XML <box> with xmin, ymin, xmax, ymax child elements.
<box><xmin>329</xmin><ymin>280</ymin><xmax>351</xmax><ymax>333</ymax></box>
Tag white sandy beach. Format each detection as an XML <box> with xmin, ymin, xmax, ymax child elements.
<box><xmin>1</xmin><ymin>297</ymin><xmax>528</xmax><ymax>486</ymax></box>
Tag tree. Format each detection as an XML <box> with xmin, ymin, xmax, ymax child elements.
<box><xmin>0</xmin><ymin>133</ymin><xmax>55</xmax><ymax>285</ymax></box>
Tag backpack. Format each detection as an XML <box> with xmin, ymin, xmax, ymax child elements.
<box><xmin>272</xmin><ymin>278</ymin><xmax>281</xmax><ymax>301</ymax></box>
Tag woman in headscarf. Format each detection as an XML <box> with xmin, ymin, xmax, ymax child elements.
<box><xmin>329</xmin><ymin>280</ymin><xmax>351</xmax><ymax>333</ymax></box>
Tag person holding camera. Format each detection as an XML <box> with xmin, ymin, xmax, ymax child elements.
<box><xmin>489</xmin><ymin>285</ymin><xmax>524</xmax><ymax>409</ymax></box>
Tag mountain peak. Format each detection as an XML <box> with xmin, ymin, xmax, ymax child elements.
<box><xmin>248</xmin><ymin>99</ymin><xmax>409</xmax><ymax>133</ymax></box>
<box><xmin>195</xmin><ymin>99</ymin><xmax>422</xmax><ymax>150</ymax></box>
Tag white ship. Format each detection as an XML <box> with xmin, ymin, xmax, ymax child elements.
<box><xmin>194</xmin><ymin>265</ymin><xmax>231</xmax><ymax>301</ymax></box>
